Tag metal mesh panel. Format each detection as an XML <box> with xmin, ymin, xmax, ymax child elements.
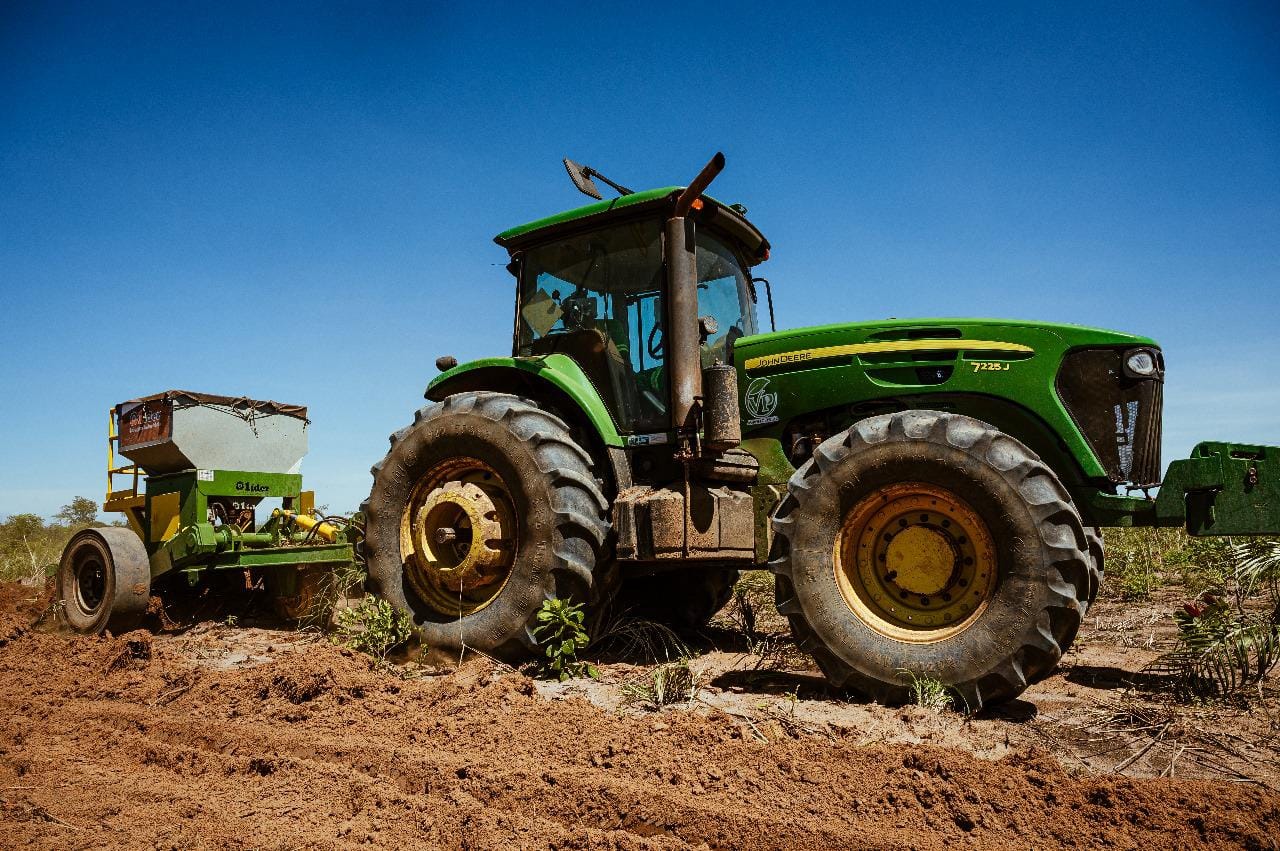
<box><xmin>1055</xmin><ymin>348</ymin><xmax>1163</xmax><ymax>487</ymax></box>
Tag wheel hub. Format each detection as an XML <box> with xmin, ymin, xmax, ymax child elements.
<box><xmin>835</xmin><ymin>482</ymin><xmax>997</xmax><ymax>642</ymax></box>
<box><xmin>400</xmin><ymin>458</ymin><xmax>517</xmax><ymax>617</ymax></box>
<box><xmin>74</xmin><ymin>554</ymin><xmax>106</xmax><ymax>614</ymax></box>
<box><xmin>885</xmin><ymin>525</ymin><xmax>955</xmax><ymax>595</ymax></box>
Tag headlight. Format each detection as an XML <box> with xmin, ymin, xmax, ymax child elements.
<box><xmin>1124</xmin><ymin>349</ymin><xmax>1158</xmax><ymax>378</ymax></box>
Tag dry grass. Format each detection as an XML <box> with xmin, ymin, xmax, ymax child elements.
<box><xmin>591</xmin><ymin>614</ymin><xmax>689</xmax><ymax>664</ymax></box>
<box><xmin>621</xmin><ymin>659</ymin><xmax>698</xmax><ymax>707</ymax></box>
<box><xmin>1055</xmin><ymin>693</ymin><xmax>1280</xmax><ymax>784</ymax></box>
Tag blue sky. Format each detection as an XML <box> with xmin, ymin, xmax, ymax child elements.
<box><xmin>1</xmin><ymin>1</ymin><xmax>1277</xmax><ymax>518</ymax></box>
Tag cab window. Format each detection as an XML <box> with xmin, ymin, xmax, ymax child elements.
<box><xmin>516</xmin><ymin>221</ymin><xmax>757</xmax><ymax>433</ymax></box>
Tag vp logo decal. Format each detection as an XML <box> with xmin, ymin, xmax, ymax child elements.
<box><xmin>744</xmin><ymin>377</ymin><xmax>779</xmax><ymax>425</ymax></box>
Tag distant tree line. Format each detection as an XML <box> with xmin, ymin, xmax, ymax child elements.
<box><xmin>0</xmin><ymin>497</ymin><xmax>113</xmax><ymax>583</ymax></box>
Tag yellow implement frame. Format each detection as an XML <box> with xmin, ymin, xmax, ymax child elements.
<box><xmin>105</xmin><ymin>407</ymin><xmax>147</xmax><ymax>539</ymax></box>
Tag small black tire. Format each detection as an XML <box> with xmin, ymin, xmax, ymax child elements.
<box><xmin>58</xmin><ymin>527</ymin><xmax>151</xmax><ymax>634</ymax></box>
<box><xmin>770</xmin><ymin>410</ymin><xmax>1090</xmax><ymax>711</ymax></box>
<box><xmin>364</xmin><ymin>392</ymin><xmax>615</xmax><ymax>661</ymax></box>
<box><xmin>615</xmin><ymin>568</ymin><xmax>739</xmax><ymax>630</ymax></box>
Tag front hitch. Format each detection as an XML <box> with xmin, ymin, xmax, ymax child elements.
<box><xmin>1154</xmin><ymin>442</ymin><xmax>1280</xmax><ymax>536</ymax></box>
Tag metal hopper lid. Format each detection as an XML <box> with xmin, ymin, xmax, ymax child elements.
<box><xmin>118</xmin><ymin>390</ymin><xmax>309</xmax><ymax>421</ymax></box>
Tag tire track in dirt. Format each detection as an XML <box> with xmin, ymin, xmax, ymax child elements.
<box><xmin>62</xmin><ymin>693</ymin><xmax>911</xmax><ymax>849</ymax></box>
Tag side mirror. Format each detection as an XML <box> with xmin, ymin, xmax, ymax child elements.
<box><xmin>752</xmin><ymin>277</ymin><xmax>777</xmax><ymax>332</ymax></box>
<box><xmin>563</xmin><ymin>159</ymin><xmax>603</xmax><ymax>200</ymax></box>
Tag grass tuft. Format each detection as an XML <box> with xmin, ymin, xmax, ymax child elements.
<box><xmin>622</xmin><ymin>658</ymin><xmax>698</xmax><ymax>707</ymax></box>
<box><xmin>899</xmin><ymin>670</ymin><xmax>953</xmax><ymax>712</ymax></box>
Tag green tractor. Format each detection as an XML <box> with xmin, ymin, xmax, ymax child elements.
<box><xmin>364</xmin><ymin>153</ymin><xmax>1279</xmax><ymax>708</ymax></box>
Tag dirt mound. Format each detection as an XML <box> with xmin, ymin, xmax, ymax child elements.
<box><xmin>0</xmin><ymin>583</ymin><xmax>1276</xmax><ymax>849</ymax></box>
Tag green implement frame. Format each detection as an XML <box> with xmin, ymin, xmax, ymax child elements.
<box><xmin>104</xmin><ymin>405</ymin><xmax>357</xmax><ymax>586</ymax></box>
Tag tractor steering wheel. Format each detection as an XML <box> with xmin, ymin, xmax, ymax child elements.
<box><xmin>646</xmin><ymin>323</ymin><xmax>664</xmax><ymax>360</ymax></box>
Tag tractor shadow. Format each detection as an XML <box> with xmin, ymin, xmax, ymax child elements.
<box><xmin>1062</xmin><ymin>663</ymin><xmax>1171</xmax><ymax>694</ymax></box>
<box><xmin>708</xmin><ymin>668</ymin><xmax>843</xmax><ymax>701</ymax></box>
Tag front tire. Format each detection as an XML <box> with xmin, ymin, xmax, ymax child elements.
<box><xmin>364</xmin><ymin>392</ymin><xmax>614</xmax><ymax>661</ymax></box>
<box><xmin>58</xmin><ymin>527</ymin><xmax>151</xmax><ymax>634</ymax></box>
<box><xmin>1084</xmin><ymin>526</ymin><xmax>1105</xmax><ymax>611</ymax></box>
<box><xmin>771</xmin><ymin>410</ymin><xmax>1090</xmax><ymax>710</ymax></box>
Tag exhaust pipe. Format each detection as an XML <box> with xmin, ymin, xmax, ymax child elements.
<box><xmin>702</xmin><ymin>362</ymin><xmax>741</xmax><ymax>451</ymax></box>
<box><xmin>665</xmin><ymin>152</ymin><xmax>726</xmax><ymax>447</ymax></box>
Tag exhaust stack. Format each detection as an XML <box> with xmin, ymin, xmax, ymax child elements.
<box><xmin>664</xmin><ymin>152</ymin><xmax>726</xmax><ymax>450</ymax></box>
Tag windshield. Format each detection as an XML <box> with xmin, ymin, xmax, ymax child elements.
<box><xmin>695</xmin><ymin>231</ymin><xmax>758</xmax><ymax>364</ymax></box>
<box><xmin>516</xmin><ymin>220</ymin><xmax>757</xmax><ymax>433</ymax></box>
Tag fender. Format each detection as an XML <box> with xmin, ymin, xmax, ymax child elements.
<box><xmin>427</xmin><ymin>353</ymin><xmax>624</xmax><ymax>449</ymax></box>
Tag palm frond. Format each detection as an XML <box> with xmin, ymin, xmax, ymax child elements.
<box><xmin>1144</xmin><ymin>614</ymin><xmax>1280</xmax><ymax>700</ymax></box>
<box><xmin>1228</xmin><ymin>539</ymin><xmax>1280</xmax><ymax>600</ymax></box>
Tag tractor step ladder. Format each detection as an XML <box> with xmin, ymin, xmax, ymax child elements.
<box><xmin>105</xmin><ymin>407</ymin><xmax>147</xmax><ymax>538</ymax></box>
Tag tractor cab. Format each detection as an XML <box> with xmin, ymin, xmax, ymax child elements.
<box><xmin>494</xmin><ymin>177</ymin><xmax>770</xmax><ymax>437</ymax></box>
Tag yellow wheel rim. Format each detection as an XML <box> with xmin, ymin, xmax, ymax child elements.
<box><xmin>400</xmin><ymin>457</ymin><xmax>517</xmax><ymax>617</ymax></box>
<box><xmin>834</xmin><ymin>482</ymin><xmax>997</xmax><ymax>643</ymax></box>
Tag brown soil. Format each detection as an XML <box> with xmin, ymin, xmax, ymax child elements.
<box><xmin>1</xmin><ymin>582</ymin><xmax>1278</xmax><ymax>850</ymax></box>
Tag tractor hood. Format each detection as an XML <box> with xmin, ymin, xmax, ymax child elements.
<box><xmin>730</xmin><ymin>316</ymin><xmax>1162</xmax><ymax>487</ymax></box>
<box><xmin>733</xmin><ymin>317</ymin><xmax>1155</xmax><ymax>373</ymax></box>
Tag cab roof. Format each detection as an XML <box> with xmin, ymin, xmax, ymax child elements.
<box><xmin>494</xmin><ymin>186</ymin><xmax>771</xmax><ymax>265</ymax></box>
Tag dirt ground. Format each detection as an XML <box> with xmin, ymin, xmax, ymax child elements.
<box><xmin>1</xmin><ymin>581</ymin><xmax>1277</xmax><ymax>850</ymax></box>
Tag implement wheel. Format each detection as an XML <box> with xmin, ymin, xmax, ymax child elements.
<box><xmin>771</xmin><ymin>410</ymin><xmax>1090</xmax><ymax>710</ymax></box>
<box><xmin>364</xmin><ymin>392</ymin><xmax>615</xmax><ymax>660</ymax></box>
<box><xmin>57</xmin><ymin>527</ymin><xmax>151</xmax><ymax>634</ymax></box>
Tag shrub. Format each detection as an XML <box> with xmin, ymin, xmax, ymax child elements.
<box><xmin>333</xmin><ymin>596</ymin><xmax>413</xmax><ymax>661</ymax></box>
<box><xmin>532</xmin><ymin>598</ymin><xmax>596</xmax><ymax>681</ymax></box>
<box><xmin>1</xmin><ymin>498</ymin><xmax>106</xmax><ymax>583</ymax></box>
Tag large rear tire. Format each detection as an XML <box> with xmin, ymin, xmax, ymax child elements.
<box><xmin>58</xmin><ymin>527</ymin><xmax>151</xmax><ymax>634</ymax></box>
<box><xmin>771</xmin><ymin>410</ymin><xmax>1090</xmax><ymax>710</ymax></box>
<box><xmin>364</xmin><ymin>392</ymin><xmax>615</xmax><ymax>661</ymax></box>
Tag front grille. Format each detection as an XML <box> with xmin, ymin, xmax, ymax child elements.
<box><xmin>1056</xmin><ymin>348</ymin><xmax>1163</xmax><ymax>487</ymax></box>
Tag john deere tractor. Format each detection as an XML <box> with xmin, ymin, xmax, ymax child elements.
<box><xmin>364</xmin><ymin>153</ymin><xmax>1279</xmax><ymax>708</ymax></box>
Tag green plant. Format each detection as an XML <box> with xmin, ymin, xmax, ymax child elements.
<box><xmin>899</xmin><ymin>670</ymin><xmax>953</xmax><ymax>713</ymax></box>
<box><xmin>1143</xmin><ymin>539</ymin><xmax>1280</xmax><ymax>702</ymax></box>
<box><xmin>1230</xmin><ymin>538</ymin><xmax>1280</xmax><ymax>602</ymax></box>
<box><xmin>1148</xmin><ymin>603</ymin><xmax>1278</xmax><ymax>701</ymax></box>
<box><xmin>532</xmin><ymin>598</ymin><xmax>596</xmax><ymax>681</ymax></box>
<box><xmin>333</xmin><ymin>596</ymin><xmax>413</xmax><ymax>661</ymax></box>
<box><xmin>621</xmin><ymin>659</ymin><xmax>697</xmax><ymax>707</ymax></box>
